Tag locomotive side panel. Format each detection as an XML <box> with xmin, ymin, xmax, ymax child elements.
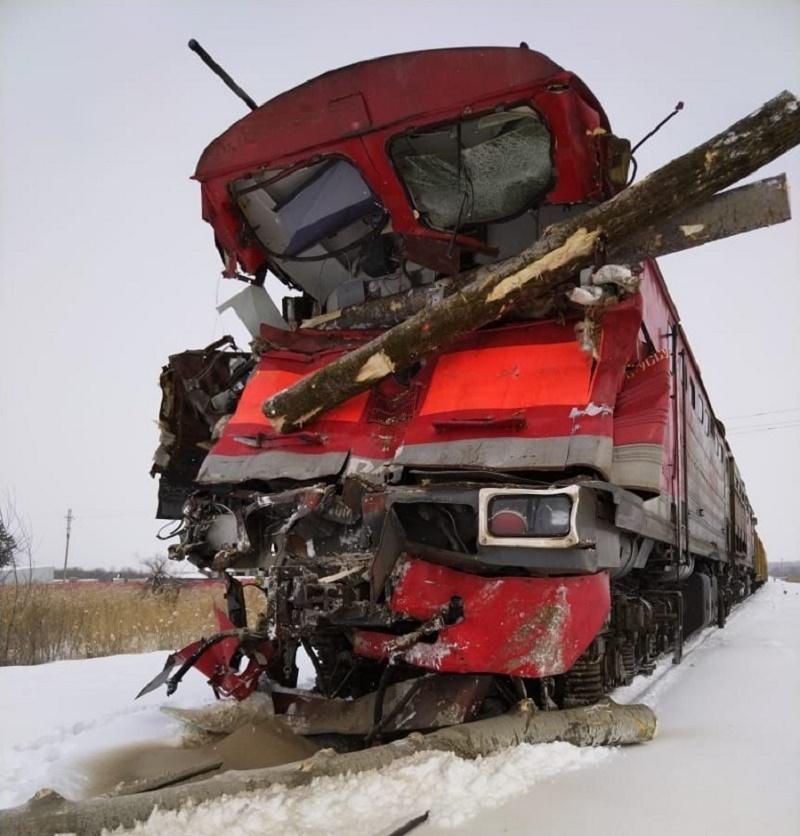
<box><xmin>636</xmin><ymin>262</ymin><xmax>735</xmax><ymax>565</ymax></box>
<box><xmin>728</xmin><ymin>457</ymin><xmax>755</xmax><ymax>565</ymax></box>
<box><xmin>680</xmin><ymin>349</ymin><xmax>729</xmax><ymax>559</ymax></box>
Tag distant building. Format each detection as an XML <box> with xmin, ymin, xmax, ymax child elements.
<box><xmin>0</xmin><ymin>565</ymin><xmax>56</xmax><ymax>585</ymax></box>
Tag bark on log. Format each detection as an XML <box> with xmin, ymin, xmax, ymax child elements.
<box><xmin>263</xmin><ymin>92</ymin><xmax>800</xmax><ymax>433</ymax></box>
<box><xmin>302</xmin><ymin>280</ymin><xmax>456</xmax><ymax>331</ymax></box>
<box><xmin>609</xmin><ymin>173</ymin><xmax>791</xmax><ymax>263</ymax></box>
<box><xmin>0</xmin><ymin>699</ymin><xmax>656</xmax><ymax>836</ymax></box>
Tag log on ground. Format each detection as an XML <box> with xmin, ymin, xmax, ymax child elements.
<box><xmin>1</xmin><ymin>699</ymin><xmax>656</xmax><ymax>836</ymax></box>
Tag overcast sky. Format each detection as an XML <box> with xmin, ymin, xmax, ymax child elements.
<box><xmin>1</xmin><ymin>0</ymin><xmax>798</xmax><ymax>570</ymax></box>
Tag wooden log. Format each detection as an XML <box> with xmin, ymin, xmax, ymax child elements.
<box><xmin>609</xmin><ymin>173</ymin><xmax>791</xmax><ymax>263</ymax></box>
<box><xmin>263</xmin><ymin>92</ymin><xmax>800</xmax><ymax>433</ymax></box>
<box><xmin>301</xmin><ymin>280</ymin><xmax>456</xmax><ymax>331</ymax></box>
<box><xmin>0</xmin><ymin>699</ymin><xmax>656</xmax><ymax>836</ymax></box>
<box><xmin>306</xmin><ymin>175</ymin><xmax>791</xmax><ymax>332</ymax></box>
<box><xmin>515</xmin><ymin>173</ymin><xmax>793</xmax><ymax>319</ymax></box>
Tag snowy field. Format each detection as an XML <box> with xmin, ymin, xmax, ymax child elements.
<box><xmin>0</xmin><ymin>579</ymin><xmax>797</xmax><ymax>835</ymax></box>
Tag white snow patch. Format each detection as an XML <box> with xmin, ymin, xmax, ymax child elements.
<box><xmin>444</xmin><ymin>579</ymin><xmax>800</xmax><ymax>836</ymax></box>
<box><xmin>2</xmin><ymin>581</ymin><xmax>798</xmax><ymax>835</ymax></box>
<box><xmin>567</xmin><ymin>285</ymin><xmax>603</xmax><ymax>306</ymax></box>
<box><xmin>0</xmin><ymin>649</ymin><xmax>316</xmax><ymax>808</ymax></box>
<box><xmin>0</xmin><ymin>651</ymin><xmax>212</xmax><ymax>808</ymax></box>
<box><xmin>123</xmin><ymin>742</ymin><xmax>612</xmax><ymax>836</ymax></box>
<box><xmin>590</xmin><ymin>264</ymin><xmax>636</xmax><ymax>291</ymax></box>
<box><xmin>403</xmin><ymin>639</ymin><xmax>457</xmax><ymax>670</ymax></box>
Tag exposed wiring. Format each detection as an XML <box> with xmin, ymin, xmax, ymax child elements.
<box><xmin>626</xmin><ymin>156</ymin><xmax>638</xmax><ymax>187</ymax></box>
<box><xmin>631</xmin><ymin>101</ymin><xmax>685</xmax><ymax>154</ymax></box>
<box><xmin>157</xmin><ymin>519</ymin><xmax>185</xmax><ymax>541</ymax></box>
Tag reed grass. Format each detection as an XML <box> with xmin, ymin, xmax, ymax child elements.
<box><xmin>0</xmin><ymin>581</ymin><xmax>242</xmax><ymax>666</ymax></box>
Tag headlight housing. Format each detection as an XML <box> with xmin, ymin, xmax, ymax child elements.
<box><xmin>478</xmin><ymin>486</ymin><xmax>580</xmax><ymax>548</ymax></box>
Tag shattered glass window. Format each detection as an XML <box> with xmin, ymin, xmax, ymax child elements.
<box><xmin>390</xmin><ymin>107</ymin><xmax>554</xmax><ymax>230</ymax></box>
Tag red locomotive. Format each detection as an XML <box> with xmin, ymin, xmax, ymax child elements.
<box><xmin>145</xmin><ymin>46</ymin><xmax>767</xmax><ymax>724</ymax></box>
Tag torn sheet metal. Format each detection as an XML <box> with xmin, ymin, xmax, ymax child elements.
<box><xmin>272</xmin><ymin>674</ymin><xmax>491</xmax><ymax>735</ymax></box>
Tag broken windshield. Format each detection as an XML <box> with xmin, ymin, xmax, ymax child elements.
<box><xmin>390</xmin><ymin>106</ymin><xmax>554</xmax><ymax>230</ymax></box>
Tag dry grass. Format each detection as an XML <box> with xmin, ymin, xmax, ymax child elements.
<box><xmin>0</xmin><ymin>581</ymin><xmax>248</xmax><ymax>666</ymax></box>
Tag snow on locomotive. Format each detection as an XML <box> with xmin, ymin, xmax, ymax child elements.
<box><xmin>147</xmin><ymin>46</ymin><xmax>767</xmax><ymax>720</ymax></box>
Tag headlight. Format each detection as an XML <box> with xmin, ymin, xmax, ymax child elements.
<box><xmin>488</xmin><ymin>494</ymin><xmax>572</xmax><ymax>538</ymax></box>
<box><xmin>478</xmin><ymin>487</ymin><xmax>580</xmax><ymax>547</ymax></box>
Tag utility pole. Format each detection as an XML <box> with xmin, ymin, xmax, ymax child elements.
<box><xmin>62</xmin><ymin>508</ymin><xmax>73</xmax><ymax>581</ymax></box>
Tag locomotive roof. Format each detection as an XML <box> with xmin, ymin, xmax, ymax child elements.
<box><xmin>194</xmin><ymin>46</ymin><xmax>610</xmax><ymax>181</ymax></box>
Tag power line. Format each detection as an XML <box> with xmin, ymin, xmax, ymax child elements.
<box><xmin>729</xmin><ymin>422</ymin><xmax>800</xmax><ymax>433</ymax></box>
<box><xmin>727</xmin><ymin>421</ymin><xmax>800</xmax><ymax>436</ymax></box>
<box><xmin>78</xmin><ymin>511</ymin><xmax>153</xmax><ymax>519</ymax></box>
<box><xmin>727</xmin><ymin>418</ymin><xmax>800</xmax><ymax>431</ymax></box>
<box><xmin>725</xmin><ymin>406</ymin><xmax>800</xmax><ymax>422</ymax></box>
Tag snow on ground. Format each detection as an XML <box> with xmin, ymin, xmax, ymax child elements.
<box><xmin>0</xmin><ymin>651</ymin><xmax>211</xmax><ymax>808</ymax></box>
<box><xmin>123</xmin><ymin>743</ymin><xmax>611</xmax><ymax>836</ymax></box>
<box><xmin>442</xmin><ymin>578</ymin><xmax>800</xmax><ymax>836</ymax></box>
<box><xmin>0</xmin><ymin>649</ymin><xmax>316</xmax><ymax>808</ymax></box>
<box><xmin>1</xmin><ymin>580</ymin><xmax>798</xmax><ymax>835</ymax></box>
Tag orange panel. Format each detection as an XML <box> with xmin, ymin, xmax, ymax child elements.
<box><xmin>419</xmin><ymin>342</ymin><xmax>592</xmax><ymax>415</ymax></box>
<box><xmin>232</xmin><ymin>370</ymin><xmax>301</xmax><ymax>425</ymax></box>
<box><xmin>232</xmin><ymin>369</ymin><xmax>368</xmax><ymax>428</ymax></box>
<box><xmin>323</xmin><ymin>392</ymin><xmax>370</xmax><ymax>421</ymax></box>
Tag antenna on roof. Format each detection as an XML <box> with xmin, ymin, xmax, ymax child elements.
<box><xmin>627</xmin><ymin>101</ymin><xmax>685</xmax><ymax>184</ymax></box>
<box><xmin>631</xmin><ymin>101</ymin><xmax>685</xmax><ymax>154</ymax></box>
<box><xmin>187</xmin><ymin>39</ymin><xmax>258</xmax><ymax>111</ymax></box>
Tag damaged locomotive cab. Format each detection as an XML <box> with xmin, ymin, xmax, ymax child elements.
<box><xmin>168</xmin><ymin>482</ymin><xmax>367</xmax><ymax>571</ymax></box>
<box><xmin>8</xmin><ymin>40</ymin><xmax>796</xmax><ymax>836</ymax></box>
<box><xmin>143</xmin><ymin>46</ymin><xmax>786</xmax><ymax>756</ymax></box>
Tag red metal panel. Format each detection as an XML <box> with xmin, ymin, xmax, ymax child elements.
<box><xmin>353</xmin><ymin>559</ymin><xmax>610</xmax><ymax>678</ymax></box>
<box><xmin>178</xmin><ymin>608</ymin><xmax>268</xmax><ymax>700</ymax></box>
<box><xmin>195</xmin><ymin>49</ymin><xmax>579</xmax><ymax>179</ymax></box>
<box><xmin>231</xmin><ymin>369</ymin><xmax>369</xmax><ymax>428</ymax></box>
<box><xmin>205</xmin><ymin>307</ymin><xmax>648</xmax><ymax>480</ymax></box>
<box><xmin>614</xmin><ymin>350</ymin><xmax>671</xmax><ymax>446</ymax></box>
<box><xmin>418</xmin><ymin>340</ymin><xmax>592</xmax><ymax>415</ymax></box>
<box><xmin>193</xmin><ymin>48</ymin><xmax>611</xmax><ymax>275</ymax></box>
<box><xmin>636</xmin><ymin>262</ymin><xmax>680</xmax><ymax>497</ymax></box>
<box><xmin>398</xmin><ymin>305</ymin><xmax>640</xmax><ymax>454</ymax></box>
<box><xmin>210</xmin><ymin>326</ymin><xmax>379</xmax><ymax>461</ymax></box>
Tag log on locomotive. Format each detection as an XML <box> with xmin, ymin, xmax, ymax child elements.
<box><xmin>147</xmin><ymin>45</ymin><xmax>777</xmax><ymax>728</ymax></box>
